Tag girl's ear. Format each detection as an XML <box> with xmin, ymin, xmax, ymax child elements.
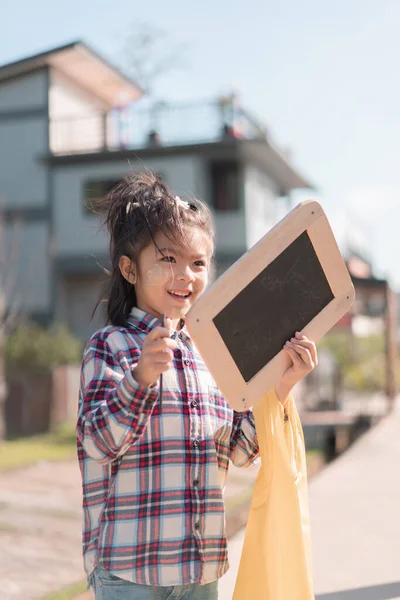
<box><xmin>119</xmin><ymin>255</ymin><xmax>137</xmax><ymax>285</ymax></box>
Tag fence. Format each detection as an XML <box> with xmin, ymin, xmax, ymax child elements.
<box><xmin>50</xmin><ymin>97</ymin><xmax>268</xmax><ymax>155</ymax></box>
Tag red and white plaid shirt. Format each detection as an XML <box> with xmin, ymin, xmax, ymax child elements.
<box><xmin>77</xmin><ymin>307</ymin><xmax>260</xmax><ymax>587</ymax></box>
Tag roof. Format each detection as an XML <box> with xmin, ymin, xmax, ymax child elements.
<box><xmin>0</xmin><ymin>40</ymin><xmax>143</xmax><ymax>107</ymax></box>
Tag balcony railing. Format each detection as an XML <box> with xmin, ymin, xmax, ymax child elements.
<box><xmin>50</xmin><ymin>97</ymin><xmax>268</xmax><ymax>155</ymax></box>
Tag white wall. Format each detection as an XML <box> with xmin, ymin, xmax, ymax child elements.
<box><xmin>49</xmin><ymin>71</ymin><xmax>104</xmax><ymax>118</ymax></box>
<box><xmin>49</xmin><ymin>70</ymin><xmax>106</xmax><ymax>153</ymax></box>
<box><xmin>244</xmin><ymin>166</ymin><xmax>279</xmax><ymax>248</ymax></box>
<box><xmin>52</xmin><ymin>155</ymin><xmax>202</xmax><ymax>256</ymax></box>
<box><xmin>3</xmin><ymin>220</ymin><xmax>50</xmax><ymax>312</ymax></box>
<box><xmin>0</xmin><ymin>70</ymin><xmax>47</xmax><ymax>111</ymax></box>
<box><xmin>0</xmin><ymin>117</ymin><xmax>48</xmax><ymax>208</ymax></box>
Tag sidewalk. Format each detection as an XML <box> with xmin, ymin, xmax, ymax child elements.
<box><xmin>219</xmin><ymin>397</ymin><xmax>400</xmax><ymax>599</ymax></box>
<box><xmin>0</xmin><ymin>454</ymin><xmax>259</xmax><ymax>600</ymax></box>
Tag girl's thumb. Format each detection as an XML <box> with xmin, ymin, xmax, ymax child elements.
<box><xmin>165</xmin><ymin>317</ymin><xmax>173</xmax><ymax>331</ymax></box>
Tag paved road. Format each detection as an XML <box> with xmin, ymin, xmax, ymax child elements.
<box><xmin>219</xmin><ymin>397</ymin><xmax>400</xmax><ymax>599</ymax></box>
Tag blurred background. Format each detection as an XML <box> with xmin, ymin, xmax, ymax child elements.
<box><xmin>0</xmin><ymin>1</ymin><xmax>399</xmax><ymax>599</ymax></box>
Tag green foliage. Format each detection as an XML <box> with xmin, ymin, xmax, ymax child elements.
<box><xmin>318</xmin><ymin>331</ymin><xmax>354</xmax><ymax>371</ymax></box>
<box><xmin>318</xmin><ymin>331</ymin><xmax>392</xmax><ymax>392</ymax></box>
<box><xmin>0</xmin><ymin>422</ymin><xmax>77</xmax><ymax>470</ymax></box>
<box><xmin>5</xmin><ymin>322</ymin><xmax>83</xmax><ymax>375</ymax></box>
<box><xmin>41</xmin><ymin>579</ymin><xmax>87</xmax><ymax>600</ymax></box>
<box><xmin>345</xmin><ymin>355</ymin><xmax>386</xmax><ymax>392</ymax></box>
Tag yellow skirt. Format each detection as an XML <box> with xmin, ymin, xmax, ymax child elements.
<box><xmin>233</xmin><ymin>389</ymin><xmax>315</xmax><ymax>600</ymax></box>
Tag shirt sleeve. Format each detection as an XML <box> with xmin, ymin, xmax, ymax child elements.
<box><xmin>76</xmin><ymin>332</ymin><xmax>159</xmax><ymax>465</ymax></box>
<box><xmin>229</xmin><ymin>409</ymin><xmax>260</xmax><ymax>468</ymax></box>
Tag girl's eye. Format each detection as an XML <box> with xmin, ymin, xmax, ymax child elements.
<box><xmin>194</xmin><ymin>260</ymin><xmax>206</xmax><ymax>267</ymax></box>
<box><xmin>162</xmin><ymin>255</ymin><xmax>176</xmax><ymax>263</ymax></box>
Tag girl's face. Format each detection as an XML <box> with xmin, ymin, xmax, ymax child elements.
<box><xmin>121</xmin><ymin>226</ymin><xmax>213</xmax><ymax>326</ymax></box>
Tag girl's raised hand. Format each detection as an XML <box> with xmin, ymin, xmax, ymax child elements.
<box><xmin>133</xmin><ymin>318</ymin><xmax>178</xmax><ymax>388</ymax></box>
<box><xmin>276</xmin><ymin>332</ymin><xmax>318</xmax><ymax>404</ymax></box>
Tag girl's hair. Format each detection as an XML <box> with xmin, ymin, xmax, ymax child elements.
<box><xmin>95</xmin><ymin>171</ymin><xmax>215</xmax><ymax>327</ymax></box>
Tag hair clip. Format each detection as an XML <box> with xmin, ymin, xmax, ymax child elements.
<box><xmin>126</xmin><ymin>201</ymin><xmax>139</xmax><ymax>215</ymax></box>
<box><xmin>175</xmin><ymin>196</ymin><xmax>198</xmax><ymax>212</ymax></box>
<box><xmin>175</xmin><ymin>196</ymin><xmax>190</xmax><ymax>210</ymax></box>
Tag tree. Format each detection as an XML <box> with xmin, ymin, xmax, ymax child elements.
<box><xmin>121</xmin><ymin>21</ymin><xmax>188</xmax><ymax>97</ymax></box>
<box><xmin>0</xmin><ymin>290</ymin><xmax>5</xmax><ymax>441</ymax></box>
<box><xmin>0</xmin><ymin>207</ymin><xmax>24</xmax><ymax>441</ymax></box>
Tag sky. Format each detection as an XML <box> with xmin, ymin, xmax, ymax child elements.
<box><xmin>2</xmin><ymin>0</ymin><xmax>399</xmax><ymax>290</ymax></box>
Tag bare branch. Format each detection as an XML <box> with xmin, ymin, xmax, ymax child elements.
<box><xmin>121</xmin><ymin>21</ymin><xmax>189</xmax><ymax>96</ymax></box>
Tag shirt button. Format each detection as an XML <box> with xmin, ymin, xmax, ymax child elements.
<box><xmin>193</xmin><ymin>440</ymin><xmax>199</xmax><ymax>448</ymax></box>
<box><xmin>193</xmin><ymin>479</ymin><xmax>199</xmax><ymax>487</ymax></box>
<box><xmin>184</xmin><ymin>359</ymin><xmax>191</xmax><ymax>366</ymax></box>
<box><xmin>194</xmin><ymin>521</ymin><xmax>200</xmax><ymax>530</ymax></box>
<box><xmin>191</xmin><ymin>400</ymin><xmax>198</xmax><ymax>408</ymax></box>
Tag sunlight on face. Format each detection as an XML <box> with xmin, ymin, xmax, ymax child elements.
<box><xmin>135</xmin><ymin>226</ymin><xmax>213</xmax><ymax>323</ymax></box>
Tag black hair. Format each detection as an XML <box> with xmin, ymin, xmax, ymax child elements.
<box><xmin>93</xmin><ymin>171</ymin><xmax>215</xmax><ymax>326</ymax></box>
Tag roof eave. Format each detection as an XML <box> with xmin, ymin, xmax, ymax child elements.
<box><xmin>241</xmin><ymin>139</ymin><xmax>315</xmax><ymax>193</ymax></box>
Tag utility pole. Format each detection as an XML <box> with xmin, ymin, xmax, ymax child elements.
<box><xmin>385</xmin><ymin>284</ymin><xmax>398</xmax><ymax>412</ymax></box>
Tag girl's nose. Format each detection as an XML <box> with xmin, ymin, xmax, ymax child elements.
<box><xmin>176</xmin><ymin>264</ymin><xmax>195</xmax><ymax>282</ymax></box>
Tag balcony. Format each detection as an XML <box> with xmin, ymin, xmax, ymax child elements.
<box><xmin>49</xmin><ymin>96</ymin><xmax>268</xmax><ymax>155</ymax></box>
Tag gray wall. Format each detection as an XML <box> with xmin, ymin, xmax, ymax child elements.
<box><xmin>0</xmin><ymin>118</ymin><xmax>49</xmax><ymax>207</ymax></box>
<box><xmin>0</xmin><ymin>70</ymin><xmax>51</xmax><ymax>315</ymax></box>
<box><xmin>0</xmin><ymin>70</ymin><xmax>47</xmax><ymax>111</ymax></box>
<box><xmin>0</xmin><ymin>70</ymin><xmax>49</xmax><ymax>208</ymax></box>
<box><xmin>3</xmin><ymin>220</ymin><xmax>50</xmax><ymax>313</ymax></box>
<box><xmin>52</xmin><ymin>155</ymin><xmax>203</xmax><ymax>256</ymax></box>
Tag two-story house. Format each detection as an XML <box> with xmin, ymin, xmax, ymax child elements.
<box><xmin>0</xmin><ymin>40</ymin><xmax>313</xmax><ymax>340</ymax></box>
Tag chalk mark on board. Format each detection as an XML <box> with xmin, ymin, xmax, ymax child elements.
<box><xmin>262</xmin><ymin>248</ymin><xmax>310</xmax><ymax>293</ymax></box>
<box><xmin>282</xmin><ymin>248</ymin><xmax>311</xmax><ymax>283</ymax></box>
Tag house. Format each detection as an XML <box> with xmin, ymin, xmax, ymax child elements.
<box><xmin>0</xmin><ymin>40</ymin><xmax>313</xmax><ymax>341</ymax></box>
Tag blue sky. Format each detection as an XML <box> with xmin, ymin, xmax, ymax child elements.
<box><xmin>2</xmin><ymin>0</ymin><xmax>399</xmax><ymax>289</ymax></box>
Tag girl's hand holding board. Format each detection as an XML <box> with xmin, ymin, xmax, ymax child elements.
<box><xmin>276</xmin><ymin>332</ymin><xmax>318</xmax><ymax>405</ymax></box>
<box><xmin>133</xmin><ymin>318</ymin><xmax>177</xmax><ymax>388</ymax></box>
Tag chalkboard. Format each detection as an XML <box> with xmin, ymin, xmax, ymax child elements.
<box><xmin>213</xmin><ymin>231</ymin><xmax>334</xmax><ymax>382</ymax></box>
<box><xmin>186</xmin><ymin>200</ymin><xmax>354</xmax><ymax>411</ymax></box>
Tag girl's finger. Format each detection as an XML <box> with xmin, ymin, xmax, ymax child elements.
<box><xmin>294</xmin><ymin>333</ymin><xmax>318</xmax><ymax>364</ymax></box>
<box><xmin>286</xmin><ymin>342</ymin><xmax>314</xmax><ymax>368</ymax></box>
<box><xmin>151</xmin><ymin>349</ymin><xmax>174</xmax><ymax>363</ymax></box>
<box><xmin>292</xmin><ymin>341</ymin><xmax>317</xmax><ymax>366</ymax></box>
<box><xmin>152</xmin><ymin>360</ymin><xmax>174</xmax><ymax>372</ymax></box>
<box><xmin>284</xmin><ymin>345</ymin><xmax>303</xmax><ymax>368</ymax></box>
<box><xmin>146</xmin><ymin>338</ymin><xmax>177</xmax><ymax>354</ymax></box>
<box><xmin>146</xmin><ymin>326</ymin><xmax>173</xmax><ymax>343</ymax></box>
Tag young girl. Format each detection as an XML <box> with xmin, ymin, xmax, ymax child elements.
<box><xmin>76</xmin><ymin>172</ymin><xmax>317</xmax><ymax>600</ymax></box>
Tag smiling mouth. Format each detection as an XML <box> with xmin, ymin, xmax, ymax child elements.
<box><xmin>167</xmin><ymin>290</ymin><xmax>192</xmax><ymax>300</ymax></box>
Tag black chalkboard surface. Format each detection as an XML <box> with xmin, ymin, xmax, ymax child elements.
<box><xmin>213</xmin><ymin>231</ymin><xmax>334</xmax><ymax>382</ymax></box>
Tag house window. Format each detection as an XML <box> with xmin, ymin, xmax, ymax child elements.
<box><xmin>84</xmin><ymin>179</ymin><xmax>120</xmax><ymax>214</ymax></box>
<box><xmin>210</xmin><ymin>162</ymin><xmax>240</xmax><ymax>211</ymax></box>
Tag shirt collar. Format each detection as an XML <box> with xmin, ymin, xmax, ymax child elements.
<box><xmin>128</xmin><ymin>307</ymin><xmax>191</xmax><ymax>341</ymax></box>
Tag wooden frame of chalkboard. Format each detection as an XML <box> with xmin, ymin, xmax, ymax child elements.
<box><xmin>186</xmin><ymin>200</ymin><xmax>355</xmax><ymax>412</ymax></box>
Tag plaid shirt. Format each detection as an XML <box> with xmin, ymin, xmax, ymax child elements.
<box><xmin>77</xmin><ymin>307</ymin><xmax>259</xmax><ymax>587</ymax></box>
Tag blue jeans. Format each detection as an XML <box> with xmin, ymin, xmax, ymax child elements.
<box><xmin>92</xmin><ymin>566</ymin><xmax>219</xmax><ymax>600</ymax></box>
